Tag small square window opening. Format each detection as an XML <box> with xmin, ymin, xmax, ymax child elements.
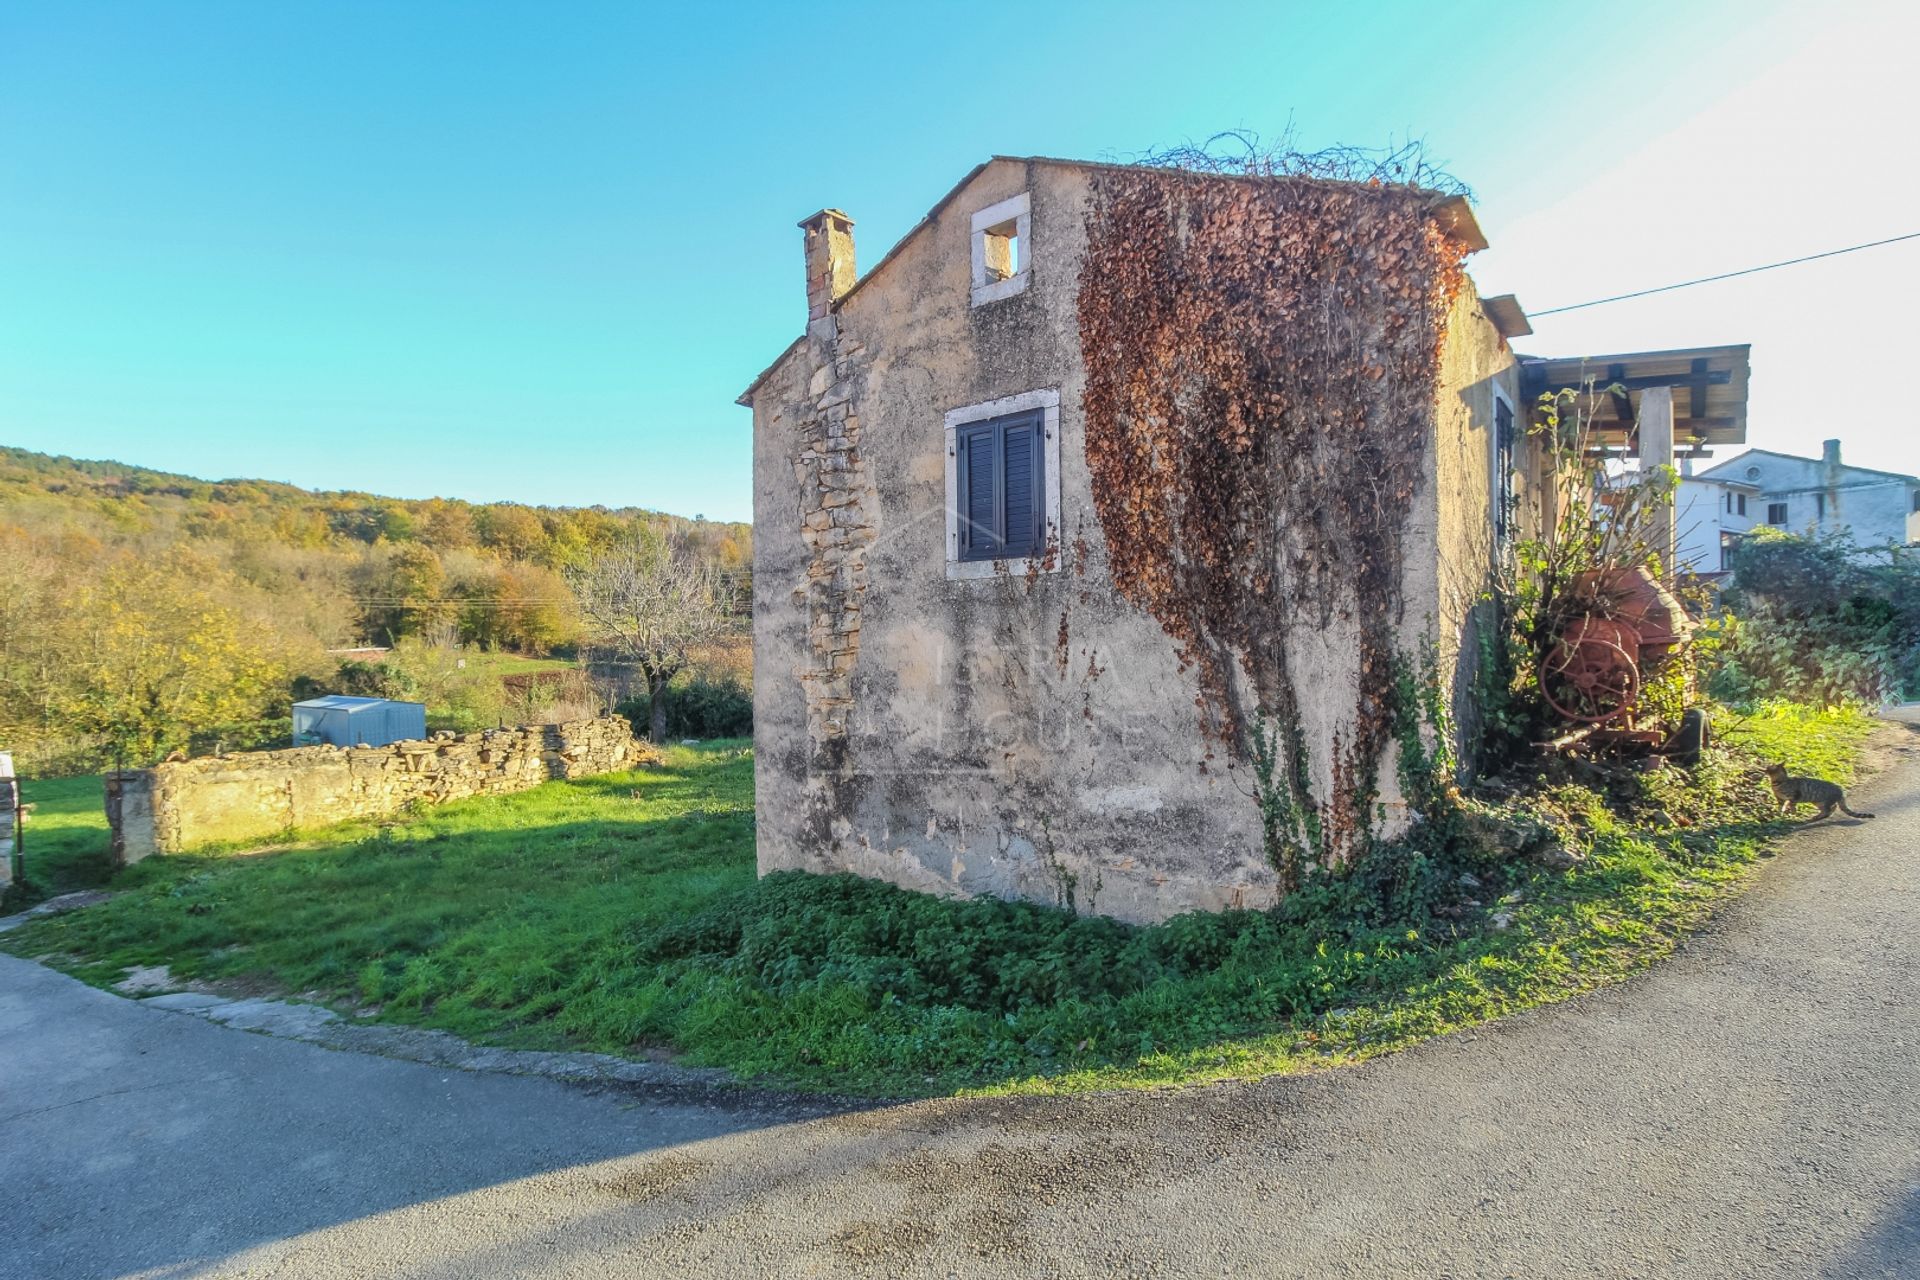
<box><xmin>981</xmin><ymin>220</ymin><xmax>1020</xmax><ymax>282</ymax></box>
<box><xmin>970</xmin><ymin>192</ymin><xmax>1032</xmax><ymax>306</ymax></box>
<box><xmin>1767</xmin><ymin>501</ymin><xmax>1788</xmax><ymax>525</ymax></box>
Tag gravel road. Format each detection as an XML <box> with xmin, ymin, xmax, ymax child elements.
<box><xmin>4</xmin><ymin>713</ymin><xmax>1916</xmax><ymax>1278</ymax></box>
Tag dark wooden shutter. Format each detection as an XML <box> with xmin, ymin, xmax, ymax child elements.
<box><xmin>956</xmin><ymin>411</ymin><xmax>1045</xmax><ymax>562</ymax></box>
<box><xmin>960</xmin><ymin>426</ymin><xmax>999</xmax><ymax>558</ymax></box>
<box><xmin>1001</xmin><ymin>417</ymin><xmax>1038</xmax><ymax>556</ymax></box>
<box><xmin>1494</xmin><ymin>397</ymin><xmax>1515</xmax><ymax>547</ymax></box>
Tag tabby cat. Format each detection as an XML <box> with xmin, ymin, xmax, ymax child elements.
<box><xmin>1764</xmin><ymin>762</ymin><xmax>1875</xmax><ymax>821</ymax></box>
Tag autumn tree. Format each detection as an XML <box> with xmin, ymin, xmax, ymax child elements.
<box><xmin>476</xmin><ymin>504</ymin><xmax>546</xmax><ymax>561</ymax></box>
<box><xmin>57</xmin><ymin>557</ymin><xmax>288</xmax><ymax>765</ymax></box>
<box><xmin>0</xmin><ymin>525</ymin><xmax>72</xmax><ymax>749</ymax></box>
<box><xmin>568</xmin><ymin>537</ymin><xmax>729</xmax><ymax>742</ymax></box>
<box><xmin>420</xmin><ymin>498</ymin><xmax>477</xmax><ymax>550</ymax></box>
<box><xmin>359</xmin><ymin>543</ymin><xmax>452</xmax><ymax>642</ymax></box>
<box><xmin>459</xmin><ymin>561</ymin><xmax>574</xmax><ymax>654</ymax></box>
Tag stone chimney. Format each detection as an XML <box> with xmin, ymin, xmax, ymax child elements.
<box><xmin>1822</xmin><ymin>438</ymin><xmax>1842</xmax><ymax>475</ymax></box>
<box><xmin>799</xmin><ymin>209</ymin><xmax>856</xmax><ymax>337</ymax></box>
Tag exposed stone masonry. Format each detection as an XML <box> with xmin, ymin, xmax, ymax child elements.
<box><xmin>792</xmin><ymin>332</ymin><xmax>875</xmax><ymax>843</ymax></box>
<box><xmin>104</xmin><ymin>717</ymin><xmax>655</xmax><ymax>863</ymax></box>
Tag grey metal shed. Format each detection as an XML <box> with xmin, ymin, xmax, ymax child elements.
<box><xmin>292</xmin><ymin>696</ymin><xmax>428</xmax><ymax>748</ymax></box>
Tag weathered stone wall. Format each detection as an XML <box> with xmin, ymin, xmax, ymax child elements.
<box><xmin>105</xmin><ymin>717</ymin><xmax>652</xmax><ymax>862</ymax></box>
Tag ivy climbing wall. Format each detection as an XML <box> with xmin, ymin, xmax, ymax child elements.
<box><xmin>1077</xmin><ymin>167</ymin><xmax>1480</xmax><ymax>874</ymax></box>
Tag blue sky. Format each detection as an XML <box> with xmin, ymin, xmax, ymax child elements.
<box><xmin>2</xmin><ymin>0</ymin><xmax>1914</xmax><ymax>522</ymax></box>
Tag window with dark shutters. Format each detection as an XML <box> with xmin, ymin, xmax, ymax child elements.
<box><xmin>1493</xmin><ymin>395</ymin><xmax>1516</xmax><ymax>549</ymax></box>
<box><xmin>955</xmin><ymin>410</ymin><xmax>1045</xmax><ymax>560</ymax></box>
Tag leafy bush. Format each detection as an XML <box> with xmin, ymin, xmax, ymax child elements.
<box><xmin>1710</xmin><ymin>531</ymin><xmax>1919</xmax><ymax>706</ymax></box>
<box><xmin>619</xmin><ymin>675</ymin><xmax>752</xmax><ymax>741</ymax></box>
<box><xmin>611</xmin><ymin>866</ymin><xmax>1471</xmax><ymax>1082</ymax></box>
<box><xmin>1481</xmin><ymin>386</ymin><xmax>1694</xmax><ymax>765</ymax></box>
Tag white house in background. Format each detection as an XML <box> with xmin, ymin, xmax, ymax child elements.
<box><xmin>1673</xmin><ymin>465</ymin><xmax>1759</xmax><ymax>575</ymax></box>
<box><xmin>1694</xmin><ymin>440</ymin><xmax>1920</xmax><ymax>552</ymax></box>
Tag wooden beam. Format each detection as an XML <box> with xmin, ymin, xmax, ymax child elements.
<box><xmin>1587</xmin><ymin>416</ymin><xmax>1737</xmax><ymax>434</ymax></box>
<box><xmin>1531</xmin><ymin>370</ymin><xmax>1731</xmax><ymax>395</ymax></box>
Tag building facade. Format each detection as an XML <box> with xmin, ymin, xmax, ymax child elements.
<box><xmin>1673</xmin><ymin>468</ymin><xmax>1759</xmax><ymax>575</ymax></box>
<box><xmin>1697</xmin><ymin>441</ymin><xmax>1920</xmax><ymax>550</ymax></box>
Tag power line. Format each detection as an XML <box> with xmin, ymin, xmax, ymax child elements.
<box><xmin>1531</xmin><ymin>231</ymin><xmax>1920</xmax><ymax>317</ymax></box>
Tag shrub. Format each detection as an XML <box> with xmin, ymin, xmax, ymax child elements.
<box><xmin>1710</xmin><ymin>530</ymin><xmax>1919</xmax><ymax>706</ymax></box>
<box><xmin>619</xmin><ymin>675</ymin><xmax>752</xmax><ymax>741</ymax></box>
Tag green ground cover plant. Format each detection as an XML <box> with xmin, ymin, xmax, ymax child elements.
<box><xmin>1</xmin><ymin>709</ymin><xmax>1876</xmax><ymax>1096</ymax></box>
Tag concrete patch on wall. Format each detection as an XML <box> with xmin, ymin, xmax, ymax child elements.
<box><xmin>1075</xmin><ymin>785</ymin><xmax>1164</xmax><ymax>817</ymax></box>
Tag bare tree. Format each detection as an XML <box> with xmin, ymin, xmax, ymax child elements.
<box><xmin>567</xmin><ymin>537</ymin><xmax>729</xmax><ymax>743</ymax></box>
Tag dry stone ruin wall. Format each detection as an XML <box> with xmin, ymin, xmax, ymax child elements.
<box><xmin>105</xmin><ymin>717</ymin><xmax>653</xmax><ymax>862</ymax></box>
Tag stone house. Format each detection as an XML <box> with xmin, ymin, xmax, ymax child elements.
<box><xmin>740</xmin><ymin>156</ymin><xmax>1747</xmax><ymax>923</ymax></box>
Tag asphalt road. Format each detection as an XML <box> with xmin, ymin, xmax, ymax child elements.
<box><xmin>4</xmin><ymin>715</ymin><xmax>1917</xmax><ymax>1279</ymax></box>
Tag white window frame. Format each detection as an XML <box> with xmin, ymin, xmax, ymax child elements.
<box><xmin>970</xmin><ymin>192</ymin><xmax>1031</xmax><ymax>307</ymax></box>
<box><xmin>944</xmin><ymin>388</ymin><xmax>1061</xmax><ymax>581</ymax></box>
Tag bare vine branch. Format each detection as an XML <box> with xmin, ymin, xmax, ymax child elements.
<box><xmin>1123</xmin><ymin>127</ymin><xmax>1470</xmax><ymax>197</ymax></box>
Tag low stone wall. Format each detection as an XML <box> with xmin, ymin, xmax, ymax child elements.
<box><xmin>105</xmin><ymin>717</ymin><xmax>655</xmax><ymax>863</ymax></box>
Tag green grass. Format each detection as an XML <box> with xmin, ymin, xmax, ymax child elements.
<box><xmin>4</xmin><ymin>745</ymin><xmax>755</xmax><ymax>1027</ymax></box>
<box><xmin>1716</xmin><ymin>699</ymin><xmax>1876</xmax><ymax>784</ymax></box>
<box><xmin>10</xmin><ymin>775</ymin><xmax>115</xmax><ymax>900</ymax></box>
<box><xmin>0</xmin><ymin>707</ymin><xmax>1878</xmax><ymax>1097</ymax></box>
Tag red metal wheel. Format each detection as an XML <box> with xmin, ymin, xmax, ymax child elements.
<box><xmin>1540</xmin><ymin>618</ymin><xmax>1643</xmax><ymax>725</ymax></box>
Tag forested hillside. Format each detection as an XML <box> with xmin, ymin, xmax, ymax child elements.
<box><xmin>0</xmin><ymin>446</ymin><xmax>749</xmax><ymax>772</ymax></box>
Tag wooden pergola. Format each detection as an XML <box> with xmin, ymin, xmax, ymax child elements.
<box><xmin>1518</xmin><ymin>344</ymin><xmax>1751</xmax><ymax>458</ymax></box>
<box><xmin>1518</xmin><ymin>343</ymin><xmax>1752</xmax><ymax>576</ymax></box>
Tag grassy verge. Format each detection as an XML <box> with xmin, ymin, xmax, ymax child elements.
<box><xmin>1715</xmin><ymin>698</ymin><xmax>1875</xmax><ymax>784</ymax></box>
<box><xmin>4</xmin><ymin>775</ymin><xmax>114</xmax><ymax>907</ymax></box>
<box><xmin>0</xmin><ymin>708</ymin><xmax>1877</xmax><ymax>1096</ymax></box>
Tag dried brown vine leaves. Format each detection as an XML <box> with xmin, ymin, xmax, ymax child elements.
<box><xmin>1077</xmin><ymin>167</ymin><xmax>1468</xmax><ymax>864</ymax></box>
